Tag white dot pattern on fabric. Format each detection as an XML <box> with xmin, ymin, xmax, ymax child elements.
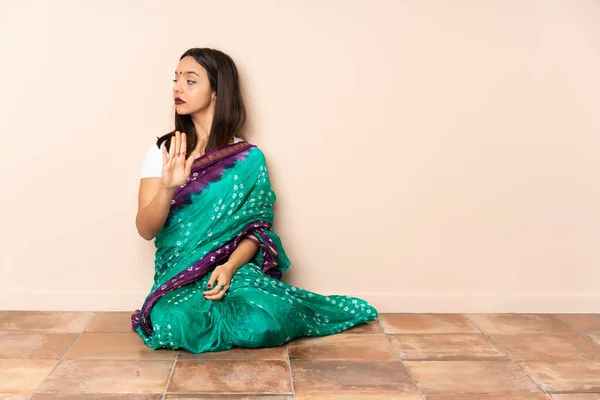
<box><xmin>138</xmin><ymin>148</ymin><xmax>377</xmax><ymax>351</ymax></box>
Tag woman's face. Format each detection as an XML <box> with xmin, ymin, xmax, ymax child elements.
<box><xmin>173</xmin><ymin>56</ymin><xmax>215</xmax><ymax>115</ymax></box>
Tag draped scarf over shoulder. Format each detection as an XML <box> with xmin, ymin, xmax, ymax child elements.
<box><xmin>132</xmin><ymin>141</ymin><xmax>291</xmax><ymax>335</ymax></box>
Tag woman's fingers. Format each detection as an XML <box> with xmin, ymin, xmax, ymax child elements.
<box><xmin>174</xmin><ymin>131</ymin><xmax>181</xmax><ymax>157</ymax></box>
<box><xmin>202</xmin><ymin>281</ymin><xmax>223</xmax><ymax>297</ymax></box>
<box><xmin>168</xmin><ymin>134</ymin><xmax>176</xmax><ymax>161</ymax></box>
<box><xmin>180</xmin><ymin>132</ymin><xmax>187</xmax><ymax>158</ymax></box>
<box><xmin>161</xmin><ymin>144</ymin><xmax>168</xmax><ymax>166</ymax></box>
<box><xmin>205</xmin><ymin>270</ymin><xmax>219</xmax><ymax>291</ymax></box>
<box><xmin>204</xmin><ymin>283</ymin><xmax>230</xmax><ymax>301</ymax></box>
<box><xmin>202</xmin><ymin>272</ymin><xmax>229</xmax><ymax>298</ymax></box>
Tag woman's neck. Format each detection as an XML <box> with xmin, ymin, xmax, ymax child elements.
<box><xmin>191</xmin><ymin>110</ymin><xmax>213</xmax><ymax>143</ymax></box>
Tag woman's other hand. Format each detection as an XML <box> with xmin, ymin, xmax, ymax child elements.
<box><xmin>203</xmin><ymin>263</ymin><xmax>234</xmax><ymax>301</ymax></box>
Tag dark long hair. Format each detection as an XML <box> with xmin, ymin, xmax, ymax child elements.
<box><xmin>156</xmin><ymin>48</ymin><xmax>247</xmax><ymax>155</ymax></box>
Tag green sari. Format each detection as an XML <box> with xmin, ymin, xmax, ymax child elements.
<box><xmin>132</xmin><ymin>141</ymin><xmax>378</xmax><ymax>353</ymax></box>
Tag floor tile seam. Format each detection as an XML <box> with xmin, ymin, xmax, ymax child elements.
<box><xmin>162</xmin><ymin>350</ymin><xmax>179</xmax><ymax>400</ymax></box>
<box><xmin>384</xmin><ymin>333</ymin><xmax>426</xmax><ymax>399</ymax></box>
<box><xmin>462</xmin><ymin>314</ymin><xmax>550</xmax><ymax>396</ymax></box>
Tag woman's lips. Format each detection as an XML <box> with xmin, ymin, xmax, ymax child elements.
<box><xmin>175</xmin><ymin>97</ymin><xmax>186</xmax><ymax>104</ymax></box>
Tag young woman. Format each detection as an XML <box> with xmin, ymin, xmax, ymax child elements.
<box><xmin>132</xmin><ymin>48</ymin><xmax>378</xmax><ymax>353</ymax></box>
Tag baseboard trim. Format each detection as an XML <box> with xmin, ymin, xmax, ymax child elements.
<box><xmin>1</xmin><ymin>292</ymin><xmax>598</xmax><ymax>313</ymax></box>
<box><xmin>351</xmin><ymin>292</ymin><xmax>600</xmax><ymax>313</ymax></box>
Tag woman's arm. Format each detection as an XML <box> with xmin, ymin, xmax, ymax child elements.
<box><xmin>224</xmin><ymin>237</ymin><xmax>260</xmax><ymax>274</ymax></box>
<box><xmin>135</xmin><ymin>178</ymin><xmax>176</xmax><ymax>240</ymax></box>
<box><xmin>135</xmin><ymin>131</ymin><xmax>194</xmax><ymax>240</ymax></box>
<box><xmin>136</xmin><ymin>132</ymin><xmax>196</xmax><ymax>240</ymax></box>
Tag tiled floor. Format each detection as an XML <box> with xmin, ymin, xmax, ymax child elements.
<box><xmin>0</xmin><ymin>311</ymin><xmax>599</xmax><ymax>399</ymax></box>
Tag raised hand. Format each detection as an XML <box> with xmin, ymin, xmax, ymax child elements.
<box><xmin>161</xmin><ymin>131</ymin><xmax>195</xmax><ymax>190</ymax></box>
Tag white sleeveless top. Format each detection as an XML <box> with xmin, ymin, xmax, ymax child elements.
<box><xmin>140</xmin><ymin>136</ymin><xmax>243</xmax><ymax>179</ymax></box>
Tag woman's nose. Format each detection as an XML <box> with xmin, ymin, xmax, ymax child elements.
<box><xmin>173</xmin><ymin>80</ymin><xmax>183</xmax><ymax>92</ymax></box>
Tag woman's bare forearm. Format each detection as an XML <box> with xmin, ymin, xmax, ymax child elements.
<box><xmin>224</xmin><ymin>238</ymin><xmax>259</xmax><ymax>274</ymax></box>
<box><xmin>136</xmin><ymin>185</ymin><xmax>176</xmax><ymax>240</ymax></box>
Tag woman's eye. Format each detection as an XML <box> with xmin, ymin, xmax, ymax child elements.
<box><xmin>172</xmin><ymin>79</ymin><xmax>177</xmax><ymax>83</ymax></box>
<box><xmin>187</xmin><ymin>80</ymin><xmax>196</xmax><ymax>84</ymax></box>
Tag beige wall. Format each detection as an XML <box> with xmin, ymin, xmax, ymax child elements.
<box><xmin>1</xmin><ymin>0</ymin><xmax>599</xmax><ymax>313</ymax></box>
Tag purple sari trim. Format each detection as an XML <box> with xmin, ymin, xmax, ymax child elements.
<box><xmin>131</xmin><ymin>141</ymin><xmax>283</xmax><ymax>335</ymax></box>
<box><xmin>131</xmin><ymin>221</ymin><xmax>281</xmax><ymax>335</ymax></box>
